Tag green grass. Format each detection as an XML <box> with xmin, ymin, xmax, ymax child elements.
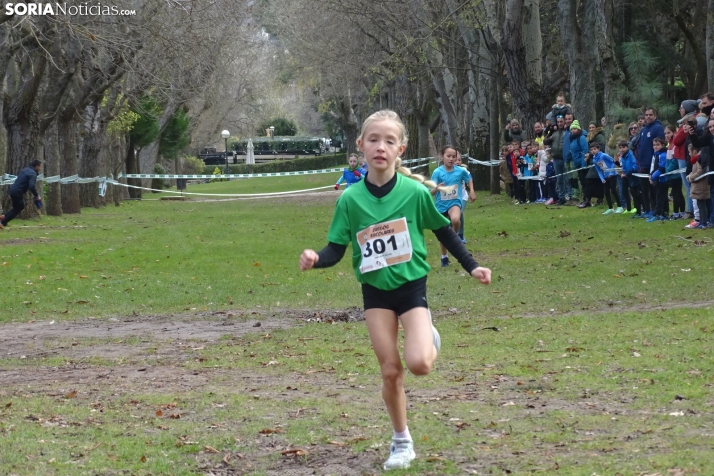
<box><xmin>1</xmin><ymin>179</ymin><xmax>713</xmax><ymax>475</ymax></box>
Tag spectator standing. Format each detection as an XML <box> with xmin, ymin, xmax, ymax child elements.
<box><xmin>1</xmin><ymin>160</ymin><xmax>42</xmax><ymax>230</ymax></box>
<box><xmin>686</xmin><ymin>145</ymin><xmax>710</xmax><ymax>229</ymax></box>
<box><xmin>637</xmin><ymin>108</ymin><xmax>665</xmax><ymax>218</ymax></box>
<box><xmin>627</xmin><ymin>122</ymin><xmax>640</xmax><ymax>156</ymax></box>
<box><xmin>589</xmin><ymin>142</ymin><xmax>623</xmax><ymax>215</ymax></box>
<box><xmin>543</xmin><ymin>116</ymin><xmax>567</xmax><ymax>204</ymax></box>
<box><xmin>647</xmin><ymin>137</ymin><xmax>671</xmax><ymax>222</ymax></box>
<box><xmin>689</xmin><ymin>118</ymin><xmax>714</xmax><ymax>226</ymax></box>
<box><xmin>533</xmin><ymin>122</ymin><xmax>546</xmax><ymax>149</ymax></box>
<box><xmin>569</xmin><ymin>121</ymin><xmax>590</xmax><ymax>207</ymax></box>
<box><xmin>504</xmin><ymin>119</ymin><xmax>524</xmax><ymax>144</ymax></box>
<box><xmin>563</xmin><ymin>113</ymin><xmax>575</xmax><ymax>200</ymax></box>
<box><xmin>699</xmin><ymin>92</ymin><xmax>714</xmax><ymax>118</ymax></box>
<box><xmin>618</xmin><ymin>140</ymin><xmax>641</xmax><ymax>215</ymax></box>
<box><xmin>664</xmin><ymin>125</ymin><xmax>686</xmax><ymax>219</ymax></box>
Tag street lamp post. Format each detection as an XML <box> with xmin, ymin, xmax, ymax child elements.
<box><xmin>269</xmin><ymin>126</ymin><xmax>274</xmax><ymax>138</ymax></box>
<box><xmin>221</xmin><ymin>130</ymin><xmax>230</xmax><ymax>180</ymax></box>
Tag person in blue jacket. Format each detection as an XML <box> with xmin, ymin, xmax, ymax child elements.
<box><xmin>647</xmin><ymin>137</ymin><xmax>670</xmax><ymax>222</ymax></box>
<box><xmin>636</xmin><ymin>108</ymin><xmax>665</xmax><ymax>217</ymax></box>
<box><xmin>588</xmin><ymin>143</ymin><xmax>623</xmax><ymax>215</ymax></box>
<box><xmin>335</xmin><ymin>154</ymin><xmax>363</xmax><ymax>189</ymax></box>
<box><xmin>617</xmin><ymin>140</ymin><xmax>641</xmax><ymax>216</ymax></box>
<box><xmin>1</xmin><ymin>160</ymin><xmax>42</xmax><ymax>230</ymax></box>
<box><xmin>568</xmin><ymin>121</ymin><xmax>590</xmax><ymax>207</ymax></box>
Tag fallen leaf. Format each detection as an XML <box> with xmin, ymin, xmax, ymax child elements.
<box><xmin>281</xmin><ymin>448</ymin><xmax>308</xmax><ymax>456</ymax></box>
<box><xmin>156</xmin><ymin>410</ymin><xmax>163</xmax><ymax>417</ymax></box>
<box><xmin>253</xmin><ymin>262</ymin><xmax>261</xmax><ymax>267</ymax></box>
<box><xmin>259</xmin><ymin>428</ymin><xmax>282</xmax><ymax>434</ymax></box>
<box><xmin>64</xmin><ymin>390</ymin><xmax>77</xmax><ymax>399</ymax></box>
<box><xmin>79</xmin><ymin>275</ymin><xmax>88</xmax><ymax>279</ymax></box>
<box><xmin>328</xmin><ymin>441</ymin><xmax>344</xmax><ymax>446</ymax></box>
<box><xmin>140</xmin><ymin>455</ymin><xmax>146</xmax><ymax>462</ymax></box>
<box><xmin>204</xmin><ymin>446</ymin><xmax>220</xmax><ymax>453</ymax></box>
<box><xmin>426</xmin><ymin>456</ymin><xmax>447</xmax><ymax>462</ymax></box>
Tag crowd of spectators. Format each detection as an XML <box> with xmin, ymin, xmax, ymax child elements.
<box><xmin>499</xmin><ymin>93</ymin><xmax>714</xmax><ymax>229</ymax></box>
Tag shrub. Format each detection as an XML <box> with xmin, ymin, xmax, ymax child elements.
<box><xmin>227</xmin><ymin>153</ymin><xmax>346</xmax><ymax>175</ymax></box>
<box><xmin>181</xmin><ymin>156</ymin><xmax>205</xmax><ymax>175</ymax></box>
<box><xmin>151</xmin><ymin>163</ymin><xmax>168</xmax><ymax>192</ymax></box>
<box><xmin>210</xmin><ymin>166</ymin><xmax>225</xmax><ymax>182</ymax></box>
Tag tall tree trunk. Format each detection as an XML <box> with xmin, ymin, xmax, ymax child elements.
<box><xmin>558</xmin><ymin>0</ymin><xmax>597</xmax><ymax>124</ymax></box>
<box><xmin>59</xmin><ymin>117</ymin><xmax>81</xmax><ymax>213</ymax></box>
<box><xmin>490</xmin><ymin>70</ymin><xmax>502</xmax><ymax>195</ymax></box>
<box><xmin>79</xmin><ymin>101</ymin><xmax>106</xmax><ymax>208</ymax></box>
<box><xmin>403</xmin><ymin>113</ymin><xmax>419</xmax><ymax>160</ymax></box>
<box><xmin>501</xmin><ymin>0</ymin><xmax>550</xmax><ymax>137</ymax></box>
<box><xmin>593</xmin><ymin>0</ymin><xmax>625</xmax><ymax>129</ymax></box>
<box><xmin>44</xmin><ymin>120</ymin><xmax>62</xmax><ymax>216</ymax></box>
<box><xmin>2</xmin><ymin>54</ymin><xmax>46</xmax><ymax>219</ymax></box>
<box><xmin>706</xmin><ymin>0</ymin><xmax>714</xmax><ymax>92</ymax></box>
<box><xmin>125</xmin><ymin>136</ymin><xmax>141</xmax><ymax>199</ymax></box>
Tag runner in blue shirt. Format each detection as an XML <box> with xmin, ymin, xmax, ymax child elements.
<box><xmin>431</xmin><ymin>146</ymin><xmax>474</xmax><ymax>266</ymax></box>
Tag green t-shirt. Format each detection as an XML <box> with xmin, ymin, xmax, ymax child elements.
<box><xmin>327</xmin><ymin>173</ymin><xmax>450</xmax><ymax>291</ymax></box>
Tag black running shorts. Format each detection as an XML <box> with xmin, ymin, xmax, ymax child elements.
<box><xmin>361</xmin><ymin>276</ymin><xmax>428</xmax><ymax>315</ymax></box>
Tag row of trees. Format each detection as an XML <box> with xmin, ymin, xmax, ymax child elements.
<box><xmin>258</xmin><ymin>0</ymin><xmax>714</xmax><ymax>191</ymax></box>
<box><xmin>0</xmin><ymin>0</ymin><xmax>275</xmax><ymax>217</ymax></box>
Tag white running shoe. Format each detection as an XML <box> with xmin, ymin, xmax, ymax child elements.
<box><xmin>383</xmin><ymin>438</ymin><xmax>415</xmax><ymax>470</ymax></box>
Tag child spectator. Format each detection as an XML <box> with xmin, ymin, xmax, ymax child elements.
<box><xmin>511</xmin><ymin>141</ymin><xmax>526</xmax><ymax>204</ymax></box>
<box><xmin>647</xmin><ymin>137</ymin><xmax>670</xmax><ymax>222</ymax></box>
<box><xmin>523</xmin><ymin>142</ymin><xmax>537</xmax><ymax>203</ymax></box>
<box><xmin>551</xmin><ymin>94</ymin><xmax>572</xmax><ymax>118</ymax></box>
<box><xmin>617</xmin><ymin>140</ymin><xmax>641</xmax><ymax>216</ymax></box>
<box><xmin>686</xmin><ymin>144</ymin><xmax>710</xmax><ymax>228</ymax></box>
<box><xmin>589</xmin><ymin>142</ymin><xmax>623</xmax><ymax>215</ymax></box>
<box><xmin>664</xmin><ymin>125</ymin><xmax>686</xmax><ymax>219</ymax></box>
<box><xmin>544</xmin><ymin>148</ymin><xmax>559</xmax><ymax>204</ymax></box>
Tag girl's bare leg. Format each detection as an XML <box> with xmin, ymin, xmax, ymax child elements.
<box><xmin>365</xmin><ymin>308</ymin><xmax>406</xmax><ymax>432</ymax></box>
<box><xmin>399</xmin><ymin>307</ymin><xmax>437</xmax><ymax>376</ymax></box>
<box><xmin>439</xmin><ymin>205</ymin><xmax>462</xmax><ymax>256</ymax></box>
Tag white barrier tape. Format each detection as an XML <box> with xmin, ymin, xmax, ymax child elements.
<box><xmin>1</xmin><ymin>158</ymin><xmax>436</xmax><ymax>186</ymax></box>
<box><xmin>112</xmin><ymin>181</ymin><xmax>335</xmax><ymax>197</ymax></box>
<box><xmin>632</xmin><ymin>168</ymin><xmax>711</xmax><ymax>181</ymax></box>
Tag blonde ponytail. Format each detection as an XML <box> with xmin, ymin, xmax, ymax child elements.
<box><xmin>395</xmin><ymin>158</ymin><xmax>456</xmax><ymax>193</ymax></box>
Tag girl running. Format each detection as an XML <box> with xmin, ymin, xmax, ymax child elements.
<box><xmin>335</xmin><ymin>153</ymin><xmax>363</xmax><ymax>189</ymax></box>
<box><xmin>431</xmin><ymin>146</ymin><xmax>475</xmax><ymax>266</ymax></box>
<box><xmin>299</xmin><ymin>110</ymin><xmax>491</xmax><ymax>471</ymax></box>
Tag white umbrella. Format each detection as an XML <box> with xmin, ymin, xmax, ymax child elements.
<box><xmin>246</xmin><ymin>139</ymin><xmax>255</xmax><ymax>165</ymax></box>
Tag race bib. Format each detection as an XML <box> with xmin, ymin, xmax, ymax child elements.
<box><xmin>356</xmin><ymin>218</ymin><xmax>412</xmax><ymax>274</ymax></box>
<box><xmin>439</xmin><ymin>186</ymin><xmax>458</xmax><ymax>201</ymax></box>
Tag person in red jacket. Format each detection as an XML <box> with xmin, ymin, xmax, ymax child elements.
<box><xmin>665</xmin><ymin>125</ymin><xmax>686</xmax><ymax>219</ymax></box>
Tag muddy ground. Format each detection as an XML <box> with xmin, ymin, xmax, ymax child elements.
<box><xmin>0</xmin><ymin>309</ymin><xmax>395</xmax><ymax>475</ymax></box>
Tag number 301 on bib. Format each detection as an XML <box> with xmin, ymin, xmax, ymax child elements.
<box><xmin>357</xmin><ymin>217</ymin><xmax>413</xmax><ymax>274</ymax></box>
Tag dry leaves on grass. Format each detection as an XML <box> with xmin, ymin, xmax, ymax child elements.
<box><xmin>281</xmin><ymin>448</ymin><xmax>308</xmax><ymax>456</ymax></box>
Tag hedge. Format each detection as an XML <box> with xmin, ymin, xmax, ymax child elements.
<box><xmin>225</xmin><ymin>153</ymin><xmax>347</xmax><ymax>174</ymax></box>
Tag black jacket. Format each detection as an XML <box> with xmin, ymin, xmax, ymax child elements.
<box><xmin>9</xmin><ymin>166</ymin><xmax>39</xmax><ymax>197</ymax></box>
